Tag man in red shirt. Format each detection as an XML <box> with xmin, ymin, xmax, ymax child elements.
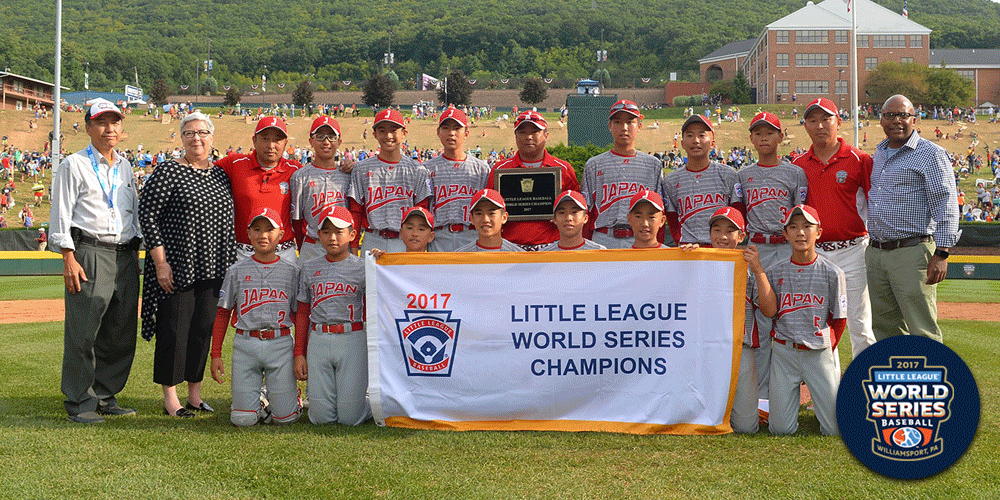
<box><xmin>486</xmin><ymin>111</ymin><xmax>579</xmax><ymax>250</ymax></box>
<box><xmin>215</xmin><ymin>116</ymin><xmax>302</xmax><ymax>261</ymax></box>
<box><xmin>792</xmin><ymin>98</ymin><xmax>876</xmax><ymax>360</ymax></box>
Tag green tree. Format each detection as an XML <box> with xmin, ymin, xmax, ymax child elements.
<box><xmin>149</xmin><ymin>79</ymin><xmax>169</xmax><ymax>106</ymax></box>
<box><xmin>362</xmin><ymin>73</ymin><xmax>396</xmax><ymax>108</ymax></box>
<box><xmin>926</xmin><ymin>68</ymin><xmax>975</xmax><ymax>108</ymax></box>
<box><xmin>731</xmin><ymin>70</ymin><xmax>751</xmax><ymax>105</ymax></box>
<box><xmin>224</xmin><ymin>86</ymin><xmax>242</xmax><ymax>106</ymax></box>
<box><xmin>519</xmin><ymin>78</ymin><xmax>547</xmax><ymax>106</ymax></box>
<box><xmin>863</xmin><ymin>62</ymin><xmax>927</xmax><ymax>105</ymax></box>
<box><xmin>438</xmin><ymin>70</ymin><xmax>474</xmax><ymax>106</ymax></box>
<box><xmin>292</xmin><ymin>80</ymin><xmax>314</xmax><ymax>108</ymax></box>
<box><xmin>199</xmin><ymin>76</ymin><xmax>219</xmax><ymax>95</ymax></box>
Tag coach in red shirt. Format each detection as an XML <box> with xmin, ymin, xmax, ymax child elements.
<box><xmin>792</xmin><ymin>98</ymin><xmax>876</xmax><ymax>360</ymax></box>
<box><xmin>215</xmin><ymin>116</ymin><xmax>302</xmax><ymax>261</ymax></box>
<box><xmin>486</xmin><ymin>111</ymin><xmax>579</xmax><ymax>250</ymax></box>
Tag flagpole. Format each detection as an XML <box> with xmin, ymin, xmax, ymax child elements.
<box><xmin>53</xmin><ymin>0</ymin><xmax>62</xmax><ymax>167</ymax></box>
<box><xmin>851</xmin><ymin>0</ymin><xmax>859</xmax><ymax>147</ymax></box>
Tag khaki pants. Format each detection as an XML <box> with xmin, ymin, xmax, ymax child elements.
<box><xmin>864</xmin><ymin>240</ymin><xmax>942</xmax><ymax>342</ymax></box>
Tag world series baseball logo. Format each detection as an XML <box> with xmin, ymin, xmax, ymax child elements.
<box><xmin>863</xmin><ymin>357</ymin><xmax>953</xmax><ymax>461</ymax></box>
<box><xmin>395</xmin><ymin>310</ymin><xmax>461</xmax><ymax>377</ymax></box>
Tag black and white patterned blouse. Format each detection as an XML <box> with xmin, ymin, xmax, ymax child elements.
<box><xmin>139</xmin><ymin>159</ymin><xmax>236</xmax><ymax>340</ymax></box>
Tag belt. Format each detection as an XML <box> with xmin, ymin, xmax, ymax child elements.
<box><xmin>870</xmin><ymin>235</ymin><xmax>931</xmax><ymax>251</ymax></box>
<box><xmin>435</xmin><ymin>224</ymin><xmax>474</xmax><ymax>233</ymax></box>
<box><xmin>772</xmin><ymin>337</ymin><xmax>812</xmax><ymax>351</ymax></box>
<box><xmin>749</xmin><ymin>233</ymin><xmax>786</xmax><ymax>244</ymax></box>
<box><xmin>71</xmin><ymin>229</ymin><xmax>140</xmax><ymax>252</ymax></box>
<box><xmin>312</xmin><ymin>322</ymin><xmax>365</xmax><ymax>334</ymax></box>
<box><xmin>595</xmin><ymin>226</ymin><xmax>634</xmax><ymax>238</ymax></box>
<box><xmin>237</xmin><ymin>328</ymin><xmax>291</xmax><ymax>340</ymax></box>
<box><xmin>366</xmin><ymin>228</ymin><xmax>399</xmax><ymax>238</ymax></box>
<box><xmin>238</xmin><ymin>239</ymin><xmax>296</xmax><ymax>254</ymax></box>
<box><xmin>817</xmin><ymin>235</ymin><xmax>867</xmax><ymax>252</ymax></box>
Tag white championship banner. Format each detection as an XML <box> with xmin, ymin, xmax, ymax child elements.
<box><xmin>366</xmin><ymin>249</ymin><xmax>747</xmax><ymax>435</ymax></box>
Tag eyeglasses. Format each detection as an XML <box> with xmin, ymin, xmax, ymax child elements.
<box><xmin>181</xmin><ymin>130</ymin><xmax>212</xmax><ymax>138</ymax></box>
<box><xmin>612</xmin><ymin>101</ymin><xmax>639</xmax><ymax>111</ymax></box>
<box><xmin>312</xmin><ymin>134</ymin><xmax>339</xmax><ymax>142</ymax></box>
<box><xmin>881</xmin><ymin>112</ymin><xmax>916</xmax><ymax>120</ymax></box>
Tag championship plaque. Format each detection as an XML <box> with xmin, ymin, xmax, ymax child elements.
<box><xmin>494</xmin><ymin>167</ymin><xmax>562</xmax><ymax>221</ymax></box>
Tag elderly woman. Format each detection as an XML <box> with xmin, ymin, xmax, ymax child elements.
<box><xmin>139</xmin><ymin>111</ymin><xmax>235</xmax><ymax>417</ymax></box>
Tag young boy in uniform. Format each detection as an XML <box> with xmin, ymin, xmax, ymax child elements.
<box><xmin>765</xmin><ymin>205</ymin><xmax>846</xmax><ymax>436</ymax></box>
<box><xmin>210</xmin><ymin>208</ymin><xmax>302</xmax><ymax>426</ymax></box>
<box><xmin>540</xmin><ymin>190</ymin><xmax>606</xmax><ymax>251</ymax></box>
<box><xmin>369</xmin><ymin>206</ymin><xmax>436</xmax><ymax>257</ymax></box>
<box><xmin>662</xmin><ymin>115</ymin><xmax>737</xmax><ymax>246</ymax></box>
<box><xmin>456</xmin><ymin>189</ymin><xmax>524</xmax><ymax>252</ymax></box>
<box><xmin>291</xmin><ymin>116</ymin><xmax>351</xmax><ymax>262</ymax></box>
<box><xmin>348</xmin><ymin>109</ymin><xmax>432</xmax><ymax>255</ymax></box>
<box><xmin>293</xmin><ymin>206</ymin><xmax>369</xmax><ymax>425</ymax></box>
<box><xmin>627</xmin><ymin>189</ymin><xmax>669</xmax><ymax>249</ymax></box>
<box><xmin>423</xmin><ymin>107</ymin><xmax>490</xmax><ymax>251</ymax></box>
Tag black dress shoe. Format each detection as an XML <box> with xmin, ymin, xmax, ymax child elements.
<box><xmin>163</xmin><ymin>407</ymin><xmax>195</xmax><ymax>418</ymax></box>
<box><xmin>98</xmin><ymin>404</ymin><xmax>137</xmax><ymax>416</ymax></box>
<box><xmin>186</xmin><ymin>401</ymin><xmax>215</xmax><ymax>413</ymax></box>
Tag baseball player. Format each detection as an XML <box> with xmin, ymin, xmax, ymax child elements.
<box><xmin>627</xmin><ymin>189</ymin><xmax>669</xmax><ymax>249</ymax></box>
<box><xmin>456</xmin><ymin>189</ymin><xmax>524</xmax><ymax>252</ymax></box>
<box><xmin>731</xmin><ymin>112</ymin><xmax>808</xmax><ymax>398</ymax></box>
<box><xmin>662</xmin><ymin>115</ymin><xmax>737</xmax><ymax>247</ymax></box>
<box><xmin>348</xmin><ymin>109</ymin><xmax>432</xmax><ymax>255</ymax></box>
<box><xmin>209</xmin><ymin>208</ymin><xmax>302</xmax><ymax>426</ymax></box>
<box><xmin>793</xmin><ymin>98</ymin><xmax>876</xmax><ymax>360</ymax></box>
<box><xmin>765</xmin><ymin>205</ymin><xmax>846</xmax><ymax>436</ymax></box>
<box><xmin>423</xmin><ymin>107</ymin><xmax>491</xmax><ymax>251</ymax></box>
<box><xmin>293</xmin><ymin>206</ymin><xmax>369</xmax><ymax>425</ymax></box>
<box><xmin>290</xmin><ymin>116</ymin><xmax>352</xmax><ymax>262</ymax></box>
<box><xmin>540</xmin><ymin>190</ymin><xmax>606</xmax><ymax>251</ymax></box>
<box><xmin>581</xmin><ymin>100</ymin><xmax>663</xmax><ymax>248</ymax></box>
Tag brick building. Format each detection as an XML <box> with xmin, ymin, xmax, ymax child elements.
<box><xmin>929</xmin><ymin>49</ymin><xmax>1000</xmax><ymax>108</ymax></box>
<box><xmin>1</xmin><ymin>71</ymin><xmax>59</xmax><ymax>111</ymax></box>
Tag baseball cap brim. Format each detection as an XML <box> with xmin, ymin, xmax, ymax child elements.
<box><xmin>553</xmin><ymin>190</ymin><xmax>588</xmax><ymax>213</ymax></box>
<box><xmin>249</xmin><ymin>214</ymin><xmax>282</xmax><ymax>230</ymax></box>
<box><xmin>782</xmin><ymin>205</ymin><xmax>821</xmax><ymax>226</ymax></box>
<box><xmin>804</xmin><ymin>98</ymin><xmax>838</xmax><ymax>118</ymax></box>
<box><xmin>709</xmin><ymin>207</ymin><xmax>746</xmax><ymax>232</ymax></box>
<box><xmin>402</xmin><ymin>206</ymin><xmax>434</xmax><ymax>227</ymax></box>
<box><xmin>681</xmin><ymin>115</ymin><xmax>714</xmax><ymax>133</ymax></box>
<box><xmin>629</xmin><ymin>190</ymin><xmax>664</xmax><ymax>212</ymax></box>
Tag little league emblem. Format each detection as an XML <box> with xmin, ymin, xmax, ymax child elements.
<box><xmin>395</xmin><ymin>310</ymin><xmax>461</xmax><ymax>377</ymax></box>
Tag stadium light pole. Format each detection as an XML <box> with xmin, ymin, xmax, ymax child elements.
<box><xmin>53</xmin><ymin>0</ymin><xmax>62</xmax><ymax>166</ymax></box>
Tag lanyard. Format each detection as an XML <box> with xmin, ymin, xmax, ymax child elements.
<box><xmin>86</xmin><ymin>145</ymin><xmax>118</xmax><ymax>209</ymax></box>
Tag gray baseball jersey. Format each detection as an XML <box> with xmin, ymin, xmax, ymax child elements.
<box><xmin>348</xmin><ymin>156</ymin><xmax>432</xmax><ymax>231</ymax></box>
<box><xmin>662</xmin><ymin>161</ymin><xmax>737</xmax><ymax>243</ymax></box>
<box><xmin>290</xmin><ymin>163</ymin><xmax>352</xmax><ymax>240</ymax></box>
<box><xmin>297</xmin><ymin>254</ymin><xmax>365</xmax><ymax>325</ymax></box>
<box><xmin>424</xmin><ymin>154</ymin><xmax>491</xmax><ymax>226</ymax></box>
<box><xmin>218</xmin><ymin>256</ymin><xmax>300</xmax><ymax>331</ymax></box>
<box><xmin>539</xmin><ymin>239</ymin><xmax>607</xmax><ymax>251</ymax></box>
<box><xmin>456</xmin><ymin>239</ymin><xmax>525</xmax><ymax>252</ymax></box>
<box><xmin>581</xmin><ymin>151</ymin><xmax>663</xmax><ymax>228</ymax></box>
<box><xmin>765</xmin><ymin>254</ymin><xmax>847</xmax><ymax>349</ymax></box>
<box><xmin>731</xmin><ymin>160</ymin><xmax>808</xmax><ymax>234</ymax></box>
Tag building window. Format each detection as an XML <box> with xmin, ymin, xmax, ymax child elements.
<box><xmin>910</xmin><ymin>35</ymin><xmax>922</xmax><ymax>48</ymax></box>
<box><xmin>794</xmin><ymin>81</ymin><xmax>829</xmax><ymax>94</ymax></box>
<box><xmin>900</xmin><ymin>57</ymin><xmax>914</xmax><ymax>64</ymax></box>
<box><xmin>776</xmin><ymin>80</ymin><xmax>789</xmax><ymax>94</ymax></box>
<box><xmin>835</xmin><ymin>80</ymin><xmax>848</xmax><ymax>95</ymax></box>
<box><xmin>796</xmin><ymin>30</ymin><xmax>829</xmax><ymax>43</ymax></box>
<box><xmin>873</xmin><ymin>35</ymin><xmax>906</xmax><ymax>48</ymax></box>
<box><xmin>857</xmin><ymin>35</ymin><xmax>869</xmax><ymax>48</ymax></box>
<box><xmin>776</xmin><ymin>53</ymin><xmax>789</xmax><ymax>67</ymax></box>
<box><xmin>956</xmin><ymin>70</ymin><xmax>974</xmax><ymax>80</ymax></box>
<box><xmin>795</xmin><ymin>53</ymin><xmax>829</xmax><ymax>67</ymax></box>
<box><xmin>835</xmin><ymin>53</ymin><xmax>849</xmax><ymax>67</ymax></box>
<box><xmin>776</xmin><ymin>30</ymin><xmax>789</xmax><ymax>44</ymax></box>
<box><xmin>865</xmin><ymin>57</ymin><xmax>878</xmax><ymax>70</ymax></box>
<box><xmin>835</xmin><ymin>31</ymin><xmax>849</xmax><ymax>44</ymax></box>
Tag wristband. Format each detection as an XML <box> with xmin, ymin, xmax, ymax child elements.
<box><xmin>934</xmin><ymin>249</ymin><xmax>949</xmax><ymax>259</ymax></box>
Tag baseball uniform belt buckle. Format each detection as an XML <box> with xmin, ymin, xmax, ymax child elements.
<box><xmin>449</xmin><ymin>224</ymin><xmax>469</xmax><ymax>232</ymax></box>
<box><xmin>257</xmin><ymin>329</ymin><xmax>276</xmax><ymax>340</ymax></box>
<box><xmin>379</xmin><ymin>229</ymin><xmax>400</xmax><ymax>239</ymax></box>
<box><xmin>769</xmin><ymin>234</ymin><xmax>786</xmax><ymax>244</ymax></box>
<box><xmin>773</xmin><ymin>337</ymin><xmax>811</xmax><ymax>351</ymax></box>
<box><xmin>612</xmin><ymin>226</ymin><xmax>634</xmax><ymax>239</ymax></box>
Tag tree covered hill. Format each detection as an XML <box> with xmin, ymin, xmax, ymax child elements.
<box><xmin>1</xmin><ymin>0</ymin><xmax>996</xmax><ymax>92</ymax></box>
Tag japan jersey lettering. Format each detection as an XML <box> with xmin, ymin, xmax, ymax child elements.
<box><xmin>662</xmin><ymin>161</ymin><xmax>737</xmax><ymax>243</ymax></box>
<box><xmin>539</xmin><ymin>239</ymin><xmax>607</xmax><ymax>251</ymax></box>
<box><xmin>290</xmin><ymin>164</ymin><xmax>352</xmax><ymax>239</ymax></box>
<box><xmin>456</xmin><ymin>239</ymin><xmax>525</xmax><ymax>252</ymax></box>
<box><xmin>348</xmin><ymin>156</ymin><xmax>432</xmax><ymax>231</ymax></box>
<box><xmin>582</xmin><ymin>150</ymin><xmax>663</xmax><ymax>228</ymax></box>
<box><xmin>219</xmin><ymin>257</ymin><xmax>300</xmax><ymax>331</ymax></box>
<box><xmin>732</xmin><ymin>160</ymin><xmax>808</xmax><ymax>234</ymax></box>
<box><xmin>297</xmin><ymin>254</ymin><xmax>365</xmax><ymax>325</ymax></box>
<box><xmin>423</xmin><ymin>154</ymin><xmax>491</xmax><ymax>226</ymax></box>
<box><xmin>765</xmin><ymin>255</ymin><xmax>847</xmax><ymax>350</ymax></box>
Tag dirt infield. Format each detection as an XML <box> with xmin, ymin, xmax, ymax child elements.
<box><xmin>2</xmin><ymin>299</ymin><xmax>996</xmax><ymax>325</ymax></box>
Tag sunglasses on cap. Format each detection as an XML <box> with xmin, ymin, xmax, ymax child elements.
<box><xmin>611</xmin><ymin>101</ymin><xmax>640</xmax><ymax>112</ymax></box>
<box><xmin>311</xmin><ymin>133</ymin><xmax>339</xmax><ymax>142</ymax></box>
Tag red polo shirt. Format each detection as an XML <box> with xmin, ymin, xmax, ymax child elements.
<box><xmin>792</xmin><ymin>138</ymin><xmax>871</xmax><ymax>243</ymax></box>
<box><xmin>216</xmin><ymin>152</ymin><xmax>301</xmax><ymax>245</ymax></box>
<box><xmin>486</xmin><ymin>151</ymin><xmax>579</xmax><ymax>246</ymax></box>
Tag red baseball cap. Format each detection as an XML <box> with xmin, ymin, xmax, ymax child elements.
<box><xmin>402</xmin><ymin>206</ymin><xmax>435</xmax><ymax>227</ymax></box>
<box><xmin>709</xmin><ymin>206</ymin><xmax>746</xmax><ymax>232</ymax></box>
<box><xmin>681</xmin><ymin>114</ymin><xmax>715</xmax><ymax>134</ymax></box>
<box><xmin>248</xmin><ymin>207</ymin><xmax>284</xmax><ymax>230</ymax></box>
<box><xmin>804</xmin><ymin>98</ymin><xmax>839</xmax><ymax>118</ymax></box>
<box><xmin>85</xmin><ymin>99</ymin><xmax>124</xmax><ymax>121</ymax></box>
<box><xmin>318</xmin><ymin>205</ymin><xmax>355</xmax><ymax>229</ymax></box>
<box><xmin>373</xmin><ymin>108</ymin><xmax>406</xmax><ymax>129</ymax></box>
<box><xmin>470</xmin><ymin>188</ymin><xmax>505</xmax><ymax>210</ymax></box>
<box><xmin>255</xmin><ymin>116</ymin><xmax>288</xmax><ymax>137</ymax></box>
<box><xmin>553</xmin><ymin>190</ymin><xmax>588</xmax><ymax>213</ymax></box>
<box><xmin>749</xmin><ymin>112</ymin><xmax>781</xmax><ymax>132</ymax></box>
<box><xmin>310</xmin><ymin>116</ymin><xmax>341</xmax><ymax>136</ymax></box>
<box><xmin>782</xmin><ymin>204</ymin><xmax>821</xmax><ymax>226</ymax></box>
<box><xmin>439</xmin><ymin>107</ymin><xmax>469</xmax><ymax>128</ymax></box>
<box><xmin>609</xmin><ymin>100</ymin><xmax>642</xmax><ymax>119</ymax></box>
<box><xmin>628</xmin><ymin>189</ymin><xmax>664</xmax><ymax>212</ymax></box>
<box><xmin>513</xmin><ymin>111</ymin><xmax>547</xmax><ymax>131</ymax></box>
